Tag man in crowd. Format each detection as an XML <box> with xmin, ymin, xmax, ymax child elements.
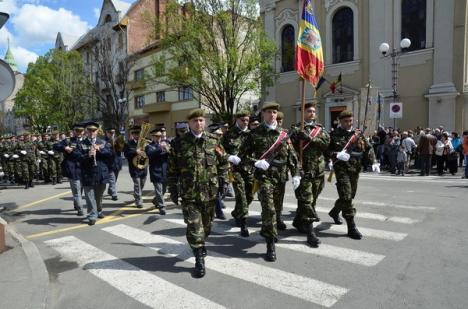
<box><xmin>417</xmin><ymin>128</ymin><xmax>437</xmax><ymax>176</ymax></box>
<box><xmin>105</xmin><ymin>127</ymin><xmax>123</xmax><ymax>201</ymax></box>
<box><xmin>124</xmin><ymin>125</ymin><xmax>148</xmax><ymax>208</ymax></box>
<box><xmin>146</xmin><ymin>129</ymin><xmax>169</xmax><ymax>215</ymax></box>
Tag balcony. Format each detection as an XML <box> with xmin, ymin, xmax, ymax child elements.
<box><xmin>129</xmin><ymin>79</ymin><xmax>146</xmax><ymax>90</ymax></box>
<box><xmin>143</xmin><ymin>102</ymin><xmax>171</xmax><ymax>113</ymax></box>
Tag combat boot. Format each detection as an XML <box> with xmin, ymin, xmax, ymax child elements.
<box><xmin>328</xmin><ymin>208</ymin><xmax>343</xmax><ymax>225</ymax></box>
<box><xmin>276</xmin><ymin>217</ymin><xmax>287</xmax><ymax>230</ymax></box>
<box><xmin>265</xmin><ymin>240</ymin><xmax>276</xmax><ymax>262</ymax></box>
<box><xmin>306</xmin><ymin>223</ymin><xmax>320</xmax><ymax>248</ymax></box>
<box><xmin>292</xmin><ymin>220</ymin><xmax>307</xmax><ymax>234</ymax></box>
<box><xmin>240</xmin><ymin>218</ymin><xmax>249</xmax><ymax>237</ymax></box>
<box><xmin>193</xmin><ymin>248</ymin><xmax>206</xmax><ymax>278</ymax></box>
<box><xmin>345</xmin><ymin>217</ymin><xmax>362</xmax><ymax>240</ymax></box>
<box><xmin>52</xmin><ymin>177</ymin><xmax>56</xmax><ymax>185</ymax></box>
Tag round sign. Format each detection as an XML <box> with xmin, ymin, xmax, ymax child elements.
<box><xmin>0</xmin><ymin>59</ymin><xmax>16</xmax><ymax>102</ymax></box>
<box><xmin>391</xmin><ymin>104</ymin><xmax>401</xmax><ymax>113</ymax></box>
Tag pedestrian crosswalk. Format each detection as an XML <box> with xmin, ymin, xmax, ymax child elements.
<box><xmin>43</xmin><ymin>196</ymin><xmax>434</xmax><ymax>308</ymax></box>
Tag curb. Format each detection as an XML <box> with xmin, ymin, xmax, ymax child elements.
<box><xmin>1</xmin><ymin>218</ymin><xmax>49</xmax><ymax>309</ymax></box>
<box><xmin>0</xmin><ymin>217</ymin><xmax>5</xmax><ymax>252</ymax></box>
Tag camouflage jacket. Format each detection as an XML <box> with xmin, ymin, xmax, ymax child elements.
<box><xmin>238</xmin><ymin>123</ymin><xmax>299</xmax><ymax>182</ymax></box>
<box><xmin>328</xmin><ymin>126</ymin><xmax>375</xmax><ymax>172</ymax></box>
<box><xmin>16</xmin><ymin>141</ymin><xmax>36</xmax><ymax>159</ymax></box>
<box><xmin>167</xmin><ymin>131</ymin><xmax>229</xmax><ymax>202</ymax></box>
<box><xmin>221</xmin><ymin>125</ymin><xmax>252</xmax><ymax>173</ymax></box>
<box><xmin>289</xmin><ymin>122</ymin><xmax>330</xmax><ymax>177</ymax></box>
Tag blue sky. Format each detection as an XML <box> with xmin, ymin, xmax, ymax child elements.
<box><xmin>0</xmin><ymin>0</ymin><xmax>133</xmax><ymax>72</ymax></box>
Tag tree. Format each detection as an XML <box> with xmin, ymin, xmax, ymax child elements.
<box><xmin>14</xmin><ymin>49</ymin><xmax>95</xmax><ymax>132</ymax></box>
<box><xmin>148</xmin><ymin>0</ymin><xmax>276</xmax><ymax>122</ymax></box>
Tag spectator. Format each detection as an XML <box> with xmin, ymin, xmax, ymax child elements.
<box><xmin>435</xmin><ymin>132</ymin><xmax>455</xmax><ymax>176</ymax></box>
<box><xmin>396</xmin><ymin>144</ymin><xmax>407</xmax><ymax>176</ymax></box>
<box><xmin>462</xmin><ymin>131</ymin><xmax>468</xmax><ymax>178</ymax></box>
<box><xmin>451</xmin><ymin>132</ymin><xmax>463</xmax><ymax>167</ymax></box>
<box><xmin>417</xmin><ymin>129</ymin><xmax>437</xmax><ymax>176</ymax></box>
<box><xmin>401</xmin><ymin>131</ymin><xmax>417</xmax><ymax>173</ymax></box>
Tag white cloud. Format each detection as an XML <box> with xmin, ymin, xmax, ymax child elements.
<box><xmin>0</xmin><ymin>0</ymin><xmax>18</xmax><ymax>15</ymax></box>
<box><xmin>11</xmin><ymin>45</ymin><xmax>38</xmax><ymax>69</ymax></box>
<box><xmin>93</xmin><ymin>7</ymin><xmax>100</xmax><ymax>20</ymax></box>
<box><xmin>12</xmin><ymin>4</ymin><xmax>90</xmax><ymax>48</ymax></box>
<box><xmin>113</xmin><ymin>0</ymin><xmax>132</xmax><ymax>15</ymax></box>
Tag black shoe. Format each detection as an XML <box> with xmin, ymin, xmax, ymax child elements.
<box><xmin>306</xmin><ymin>223</ymin><xmax>320</xmax><ymax>248</ymax></box>
<box><xmin>328</xmin><ymin>210</ymin><xmax>343</xmax><ymax>225</ymax></box>
<box><xmin>265</xmin><ymin>241</ymin><xmax>276</xmax><ymax>262</ymax></box>
<box><xmin>277</xmin><ymin>218</ymin><xmax>287</xmax><ymax>231</ymax></box>
<box><xmin>159</xmin><ymin>207</ymin><xmax>166</xmax><ymax>215</ymax></box>
<box><xmin>215</xmin><ymin>209</ymin><xmax>225</xmax><ymax>220</ymax></box>
<box><xmin>88</xmin><ymin>220</ymin><xmax>96</xmax><ymax>226</ymax></box>
<box><xmin>112</xmin><ymin>196</ymin><xmax>118</xmax><ymax>201</ymax></box>
<box><xmin>292</xmin><ymin>221</ymin><xmax>307</xmax><ymax>234</ymax></box>
<box><xmin>136</xmin><ymin>202</ymin><xmax>143</xmax><ymax>209</ymax></box>
<box><xmin>240</xmin><ymin>218</ymin><xmax>250</xmax><ymax>237</ymax></box>
<box><xmin>345</xmin><ymin>217</ymin><xmax>362</xmax><ymax>240</ymax></box>
<box><xmin>57</xmin><ymin>179</ymin><xmax>62</xmax><ymax>184</ymax></box>
<box><xmin>193</xmin><ymin>248</ymin><xmax>206</xmax><ymax>278</ymax></box>
<box><xmin>77</xmin><ymin>210</ymin><xmax>84</xmax><ymax>216</ymax></box>
<box><xmin>24</xmin><ymin>182</ymin><xmax>29</xmax><ymax>189</ymax></box>
<box><xmin>29</xmin><ymin>181</ymin><xmax>34</xmax><ymax>188</ymax></box>
<box><xmin>107</xmin><ymin>189</ymin><xmax>112</xmax><ymax>196</ymax></box>
<box><xmin>97</xmin><ymin>213</ymin><xmax>105</xmax><ymax>219</ymax></box>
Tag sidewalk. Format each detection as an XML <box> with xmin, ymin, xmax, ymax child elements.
<box><xmin>0</xmin><ymin>217</ymin><xmax>49</xmax><ymax>309</ymax></box>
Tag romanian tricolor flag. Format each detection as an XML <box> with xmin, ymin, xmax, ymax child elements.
<box><xmin>295</xmin><ymin>0</ymin><xmax>324</xmax><ymax>87</ymax></box>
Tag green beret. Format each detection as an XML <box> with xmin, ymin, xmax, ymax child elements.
<box><xmin>276</xmin><ymin>111</ymin><xmax>284</xmax><ymax>121</ymax></box>
<box><xmin>22</xmin><ymin>131</ymin><xmax>31</xmax><ymax>136</ymax></box>
<box><xmin>186</xmin><ymin>108</ymin><xmax>206</xmax><ymax>120</ymax></box>
<box><xmin>338</xmin><ymin>110</ymin><xmax>353</xmax><ymax>119</ymax></box>
<box><xmin>235</xmin><ymin>110</ymin><xmax>250</xmax><ymax>118</ymax></box>
<box><xmin>304</xmin><ymin>102</ymin><xmax>316</xmax><ymax>109</ymax></box>
<box><xmin>261</xmin><ymin>102</ymin><xmax>280</xmax><ymax>111</ymax></box>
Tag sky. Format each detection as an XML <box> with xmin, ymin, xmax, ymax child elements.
<box><xmin>0</xmin><ymin>0</ymin><xmax>133</xmax><ymax>72</ymax></box>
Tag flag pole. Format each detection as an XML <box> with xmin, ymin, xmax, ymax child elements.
<box><xmin>299</xmin><ymin>78</ymin><xmax>306</xmax><ymax>166</ymax></box>
<box><xmin>363</xmin><ymin>80</ymin><xmax>371</xmax><ymax>132</ymax></box>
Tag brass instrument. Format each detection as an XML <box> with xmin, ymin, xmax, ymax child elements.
<box><xmin>91</xmin><ymin>139</ymin><xmax>97</xmax><ymax>166</ymax></box>
<box><xmin>132</xmin><ymin>123</ymin><xmax>151</xmax><ymax>169</ymax></box>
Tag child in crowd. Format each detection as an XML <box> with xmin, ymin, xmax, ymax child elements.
<box><xmin>397</xmin><ymin>144</ymin><xmax>407</xmax><ymax>176</ymax></box>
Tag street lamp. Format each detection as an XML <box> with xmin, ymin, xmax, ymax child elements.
<box><xmin>379</xmin><ymin>38</ymin><xmax>411</xmax><ymax>129</ymax></box>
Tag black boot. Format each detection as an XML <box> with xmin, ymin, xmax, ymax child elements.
<box><xmin>29</xmin><ymin>180</ymin><xmax>34</xmax><ymax>188</ymax></box>
<box><xmin>240</xmin><ymin>218</ymin><xmax>249</xmax><ymax>237</ymax></box>
<box><xmin>276</xmin><ymin>217</ymin><xmax>287</xmax><ymax>231</ymax></box>
<box><xmin>345</xmin><ymin>217</ymin><xmax>362</xmax><ymax>240</ymax></box>
<box><xmin>52</xmin><ymin>177</ymin><xmax>56</xmax><ymax>185</ymax></box>
<box><xmin>306</xmin><ymin>223</ymin><xmax>320</xmax><ymax>248</ymax></box>
<box><xmin>328</xmin><ymin>208</ymin><xmax>343</xmax><ymax>225</ymax></box>
<box><xmin>24</xmin><ymin>181</ymin><xmax>29</xmax><ymax>189</ymax></box>
<box><xmin>193</xmin><ymin>248</ymin><xmax>206</xmax><ymax>278</ymax></box>
<box><xmin>292</xmin><ymin>220</ymin><xmax>307</xmax><ymax>234</ymax></box>
<box><xmin>265</xmin><ymin>240</ymin><xmax>276</xmax><ymax>262</ymax></box>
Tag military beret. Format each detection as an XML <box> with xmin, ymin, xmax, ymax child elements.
<box><xmin>338</xmin><ymin>110</ymin><xmax>353</xmax><ymax>119</ymax></box>
<box><xmin>22</xmin><ymin>131</ymin><xmax>31</xmax><ymax>136</ymax></box>
<box><xmin>235</xmin><ymin>110</ymin><xmax>251</xmax><ymax>118</ymax></box>
<box><xmin>304</xmin><ymin>102</ymin><xmax>316</xmax><ymax>109</ymax></box>
<box><xmin>276</xmin><ymin>111</ymin><xmax>284</xmax><ymax>121</ymax></box>
<box><xmin>85</xmin><ymin>121</ymin><xmax>100</xmax><ymax>130</ymax></box>
<box><xmin>175</xmin><ymin>122</ymin><xmax>188</xmax><ymax>130</ymax></box>
<box><xmin>261</xmin><ymin>102</ymin><xmax>280</xmax><ymax>111</ymax></box>
<box><xmin>186</xmin><ymin>108</ymin><xmax>206</xmax><ymax>120</ymax></box>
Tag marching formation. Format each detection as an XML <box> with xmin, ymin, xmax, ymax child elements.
<box><xmin>0</xmin><ymin>103</ymin><xmax>376</xmax><ymax>279</ymax></box>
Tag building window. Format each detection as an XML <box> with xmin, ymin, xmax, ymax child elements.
<box><xmin>281</xmin><ymin>24</ymin><xmax>295</xmax><ymax>72</ymax></box>
<box><xmin>332</xmin><ymin>7</ymin><xmax>354</xmax><ymax>63</ymax></box>
<box><xmin>156</xmin><ymin>91</ymin><xmax>165</xmax><ymax>103</ymax></box>
<box><xmin>134</xmin><ymin>95</ymin><xmax>145</xmax><ymax>109</ymax></box>
<box><xmin>178</xmin><ymin>87</ymin><xmax>193</xmax><ymax>101</ymax></box>
<box><xmin>401</xmin><ymin>0</ymin><xmax>426</xmax><ymax>51</ymax></box>
<box><xmin>134</xmin><ymin>68</ymin><xmax>144</xmax><ymax>81</ymax></box>
<box><xmin>105</xmin><ymin>14</ymin><xmax>112</xmax><ymax>23</ymax></box>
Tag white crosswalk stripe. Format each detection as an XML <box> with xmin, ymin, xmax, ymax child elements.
<box><xmin>44</xmin><ymin>236</ymin><xmax>225</xmax><ymax>309</ymax></box>
<box><xmin>103</xmin><ymin>224</ymin><xmax>349</xmax><ymax>308</ymax></box>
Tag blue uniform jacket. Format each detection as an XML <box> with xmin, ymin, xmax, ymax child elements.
<box><xmin>105</xmin><ymin>137</ymin><xmax>123</xmax><ymax>172</ymax></box>
<box><xmin>54</xmin><ymin>137</ymin><xmax>82</xmax><ymax>180</ymax></box>
<box><xmin>77</xmin><ymin>137</ymin><xmax>112</xmax><ymax>186</ymax></box>
<box><xmin>124</xmin><ymin>140</ymin><xmax>148</xmax><ymax>178</ymax></box>
<box><xmin>145</xmin><ymin>141</ymin><xmax>169</xmax><ymax>183</ymax></box>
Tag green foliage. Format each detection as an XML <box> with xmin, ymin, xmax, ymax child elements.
<box><xmin>13</xmin><ymin>49</ymin><xmax>94</xmax><ymax>132</ymax></box>
<box><xmin>149</xmin><ymin>0</ymin><xmax>276</xmax><ymax>123</ymax></box>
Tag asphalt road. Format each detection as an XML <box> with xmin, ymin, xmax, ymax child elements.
<box><xmin>1</xmin><ymin>168</ymin><xmax>468</xmax><ymax>309</ymax></box>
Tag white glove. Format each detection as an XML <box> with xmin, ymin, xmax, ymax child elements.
<box><xmin>228</xmin><ymin>155</ymin><xmax>241</xmax><ymax>165</ymax></box>
<box><xmin>37</xmin><ymin>159</ymin><xmax>42</xmax><ymax>163</ymax></box>
<box><xmin>39</xmin><ymin>151</ymin><xmax>45</xmax><ymax>155</ymax></box>
<box><xmin>12</xmin><ymin>154</ymin><xmax>19</xmax><ymax>159</ymax></box>
<box><xmin>372</xmin><ymin>163</ymin><xmax>381</xmax><ymax>173</ymax></box>
<box><xmin>292</xmin><ymin>176</ymin><xmax>301</xmax><ymax>190</ymax></box>
<box><xmin>3</xmin><ymin>154</ymin><xmax>9</xmax><ymax>158</ymax></box>
<box><xmin>254</xmin><ymin>159</ymin><xmax>270</xmax><ymax>171</ymax></box>
<box><xmin>0</xmin><ymin>171</ymin><xmax>4</xmax><ymax>177</ymax></box>
<box><xmin>336</xmin><ymin>150</ymin><xmax>350</xmax><ymax>162</ymax></box>
<box><xmin>328</xmin><ymin>161</ymin><xmax>333</xmax><ymax>171</ymax></box>
<box><xmin>47</xmin><ymin>150</ymin><xmax>54</xmax><ymax>155</ymax></box>
<box><xmin>20</xmin><ymin>150</ymin><xmax>27</xmax><ymax>155</ymax></box>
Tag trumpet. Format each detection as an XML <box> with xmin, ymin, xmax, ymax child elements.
<box><xmin>91</xmin><ymin>139</ymin><xmax>97</xmax><ymax>166</ymax></box>
<box><xmin>132</xmin><ymin>123</ymin><xmax>151</xmax><ymax>169</ymax></box>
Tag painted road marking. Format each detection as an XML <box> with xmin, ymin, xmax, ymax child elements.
<box><xmin>45</xmin><ymin>236</ymin><xmax>225</xmax><ymax>309</ymax></box>
<box><xmin>104</xmin><ymin>224</ymin><xmax>349</xmax><ymax>308</ymax></box>
<box><xmin>17</xmin><ymin>191</ymin><xmax>72</xmax><ymax>210</ymax></box>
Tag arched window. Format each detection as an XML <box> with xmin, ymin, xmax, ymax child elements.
<box><xmin>401</xmin><ymin>0</ymin><xmax>426</xmax><ymax>51</ymax></box>
<box><xmin>332</xmin><ymin>7</ymin><xmax>354</xmax><ymax>63</ymax></box>
<box><xmin>281</xmin><ymin>25</ymin><xmax>295</xmax><ymax>72</ymax></box>
<box><xmin>105</xmin><ymin>14</ymin><xmax>112</xmax><ymax>23</ymax></box>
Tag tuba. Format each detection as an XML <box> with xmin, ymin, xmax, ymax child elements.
<box><xmin>132</xmin><ymin>122</ymin><xmax>151</xmax><ymax>170</ymax></box>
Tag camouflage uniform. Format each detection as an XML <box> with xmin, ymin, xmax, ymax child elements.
<box><xmin>44</xmin><ymin>137</ymin><xmax>61</xmax><ymax>184</ymax></box>
<box><xmin>37</xmin><ymin>137</ymin><xmax>50</xmax><ymax>182</ymax></box>
<box><xmin>239</xmin><ymin>123</ymin><xmax>299</xmax><ymax>242</ymax></box>
<box><xmin>167</xmin><ymin>131</ymin><xmax>229</xmax><ymax>249</ymax></box>
<box><xmin>289</xmin><ymin>122</ymin><xmax>330</xmax><ymax>230</ymax></box>
<box><xmin>221</xmin><ymin>124</ymin><xmax>254</xmax><ymax>221</ymax></box>
<box><xmin>328</xmin><ymin>126</ymin><xmax>375</xmax><ymax>220</ymax></box>
<box><xmin>16</xmin><ymin>136</ymin><xmax>36</xmax><ymax>188</ymax></box>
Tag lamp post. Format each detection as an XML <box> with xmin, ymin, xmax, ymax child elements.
<box><xmin>379</xmin><ymin>38</ymin><xmax>411</xmax><ymax>129</ymax></box>
<box><xmin>118</xmin><ymin>97</ymin><xmax>127</xmax><ymax>133</ymax></box>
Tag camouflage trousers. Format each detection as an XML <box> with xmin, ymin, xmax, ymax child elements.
<box><xmin>183</xmin><ymin>200</ymin><xmax>215</xmax><ymax>249</ymax></box>
<box><xmin>258</xmin><ymin>177</ymin><xmax>286</xmax><ymax>241</ymax></box>
<box><xmin>19</xmin><ymin>158</ymin><xmax>36</xmax><ymax>182</ymax></box>
<box><xmin>47</xmin><ymin>157</ymin><xmax>58</xmax><ymax>180</ymax></box>
<box><xmin>293</xmin><ymin>174</ymin><xmax>324</xmax><ymax>226</ymax></box>
<box><xmin>330</xmin><ymin>168</ymin><xmax>359</xmax><ymax>219</ymax></box>
<box><xmin>230</xmin><ymin>171</ymin><xmax>254</xmax><ymax>220</ymax></box>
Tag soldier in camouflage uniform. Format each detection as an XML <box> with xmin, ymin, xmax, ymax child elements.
<box><xmin>289</xmin><ymin>102</ymin><xmax>330</xmax><ymax>247</ymax></box>
<box><xmin>328</xmin><ymin>110</ymin><xmax>375</xmax><ymax>239</ymax></box>
<box><xmin>222</xmin><ymin>110</ymin><xmax>254</xmax><ymax>236</ymax></box>
<box><xmin>167</xmin><ymin>108</ymin><xmax>229</xmax><ymax>278</ymax></box>
<box><xmin>238</xmin><ymin>102</ymin><xmax>300</xmax><ymax>262</ymax></box>
<box><xmin>37</xmin><ymin>133</ymin><xmax>50</xmax><ymax>183</ymax></box>
<box><xmin>44</xmin><ymin>132</ymin><xmax>61</xmax><ymax>185</ymax></box>
<box><xmin>274</xmin><ymin>111</ymin><xmax>288</xmax><ymax>230</ymax></box>
<box><xmin>51</xmin><ymin>131</ymin><xmax>63</xmax><ymax>183</ymax></box>
<box><xmin>7</xmin><ymin>135</ymin><xmax>19</xmax><ymax>184</ymax></box>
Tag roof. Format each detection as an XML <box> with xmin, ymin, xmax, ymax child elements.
<box><xmin>4</xmin><ymin>39</ymin><xmax>17</xmax><ymax>72</ymax></box>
